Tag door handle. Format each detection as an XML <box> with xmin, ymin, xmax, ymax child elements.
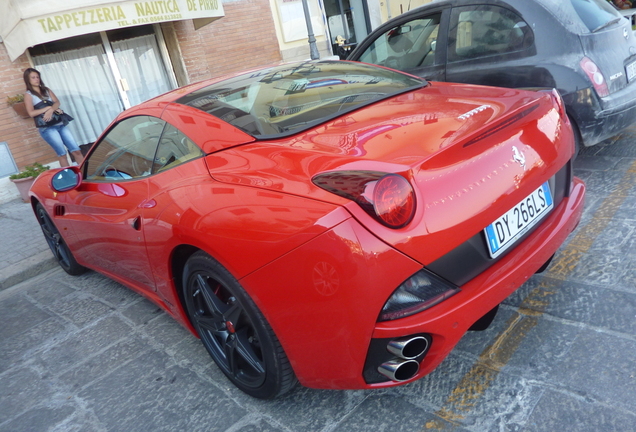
<box><xmin>131</xmin><ymin>216</ymin><xmax>141</xmax><ymax>231</ymax></box>
<box><xmin>140</xmin><ymin>199</ymin><xmax>157</xmax><ymax>209</ymax></box>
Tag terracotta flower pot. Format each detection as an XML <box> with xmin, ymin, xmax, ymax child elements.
<box><xmin>11</xmin><ymin>102</ymin><xmax>30</xmax><ymax>119</ymax></box>
<box><xmin>10</xmin><ymin>176</ymin><xmax>35</xmax><ymax>203</ymax></box>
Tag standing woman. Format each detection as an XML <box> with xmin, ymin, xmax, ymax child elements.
<box><xmin>23</xmin><ymin>68</ymin><xmax>84</xmax><ymax>167</ymax></box>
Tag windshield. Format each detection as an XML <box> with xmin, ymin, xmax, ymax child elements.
<box><xmin>175</xmin><ymin>60</ymin><xmax>425</xmax><ymax>138</ymax></box>
<box><xmin>569</xmin><ymin>0</ymin><xmax>622</xmax><ymax>32</ymax></box>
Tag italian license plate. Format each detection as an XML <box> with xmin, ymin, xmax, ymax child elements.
<box><xmin>626</xmin><ymin>60</ymin><xmax>636</xmax><ymax>82</ymax></box>
<box><xmin>484</xmin><ymin>182</ymin><xmax>553</xmax><ymax>258</ymax></box>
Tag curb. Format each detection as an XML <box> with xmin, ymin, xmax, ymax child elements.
<box><xmin>0</xmin><ymin>251</ymin><xmax>58</xmax><ymax>291</ymax></box>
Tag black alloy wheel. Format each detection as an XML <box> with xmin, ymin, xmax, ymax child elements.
<box><xmin>35</xmin><ymin>203</ymin><xmax>86</xmax><ymax>276</ymax></box>
<box><xmin>182</xmin><ymin>251</ymin><xmax>296</xmax><ymax>399</ymax></box>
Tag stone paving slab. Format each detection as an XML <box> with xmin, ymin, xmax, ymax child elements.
<box><xmin>0</xmin><ymin>199</ymin><xmax>56</xmax><ymax>291</ymax></box>
<box><xmin>522</xmin><ymin>388</ymin><xmax>636</xmax><ymax>432</ymax></box>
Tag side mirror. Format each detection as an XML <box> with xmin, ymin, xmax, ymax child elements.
<box><xmin>430</xmin><ymin>39</ymin><xmax>437</xmax><ymax>52</ymax></box>
<box><xmin>51</xmin><ymin>167</ymin><xmax>81</xmax><ymax>192</ymax></box>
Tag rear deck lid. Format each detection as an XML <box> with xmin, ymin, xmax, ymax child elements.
<box><xmin>206</xmin><ymin>83</ymin><xmax>572</xmax><ymax>263</ymax></box>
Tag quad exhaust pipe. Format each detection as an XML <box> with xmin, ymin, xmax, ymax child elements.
<box><xmin>377</xmin><ymin>336</ymin><xmax>430</xmax><ymax>382</ymax></box>
<box><xmin>377</xmin><ymin>359</ymin><xmax>420</xmax><ymax>382</ymax></box>
<box><xmin>387</xmin><ymin>336</ymin><xmax>429</xmax><ymax>359</ymax></box>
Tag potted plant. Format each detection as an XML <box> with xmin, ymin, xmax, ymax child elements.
<box><xmin>9</xmin><ymin>162</ymin><xmax>50</xmax><ymax>202</ymax></box>
<box><xmin>6</xmin><ymin>94</ymin><xmax>30</xmax><ymax>119</ymax></box>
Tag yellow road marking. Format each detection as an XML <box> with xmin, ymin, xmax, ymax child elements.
<box><xmin>432</xmin><ymin>160</ymin><xmax>636</xmax><ymax>426</ymax></box>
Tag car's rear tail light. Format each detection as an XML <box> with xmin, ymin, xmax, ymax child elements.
<box><xmin>373</xmin><ymin>174</ymin><xmax>415</xmax><ymax>228</ymax></box>
<box><xmin>580</xmin><ymin>57</ymin><xmax>609</xmax><ymax>97</ymax></box>
<box><xmin>379</xmin><ymin>269</ymin><xmax>460</xmax><ymax>321</ymax></box>
<box><xmin>312</xmin><ymin>171</ymin><xmax>416</xmax><ymax>228</ymax></box>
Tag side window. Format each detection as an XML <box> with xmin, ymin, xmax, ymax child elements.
<box><xmin>448</xmin><ymin>6</ymin><xmax>533</xmax><ymax>62</ymax></box>
<box><xmin>152</xmin><ymin>124</ymin><xmax>204</xmax><ymax>173</ymax></box>
<box><xmin>357</xmin><ymin>14</ymin><xmax>441</xmax><ymax>71</ymax></box>
<box><xmin>85</xmin><ymin>116</ymin><xmax>165</xmax><ymax>181</ymax></box>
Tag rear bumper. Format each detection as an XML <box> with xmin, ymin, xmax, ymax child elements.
<box><xmin>365</xmin><ymin>177</ymin><xmax>585</xmax><ymax>388</ymax></box>
<box><xmin>241</xmin><ymin>178</ymin><xmax>584</xmax><ymax>390</ymax></box>
<box><xmin>572</xmin><ymin>85</ymin><xmax>636</xmax><ymax>147</ymax></box>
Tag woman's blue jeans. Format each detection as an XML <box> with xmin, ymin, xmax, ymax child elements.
<box><xmin>38</xmin><ymin>124</ymin><xmax>80</xmax><ymax>157</ymax></box>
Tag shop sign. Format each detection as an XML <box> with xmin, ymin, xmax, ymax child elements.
<box><xmin>1</xmin><ymin>0</ymin><xmax>225</xmax><ymax>61</ymax></box>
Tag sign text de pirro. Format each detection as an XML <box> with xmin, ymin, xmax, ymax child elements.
<box><xmin>37</xmin><ymin>0</ymin><xmax>220</xmax><ymax>33</ymax></box>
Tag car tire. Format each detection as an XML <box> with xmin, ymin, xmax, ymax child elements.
<box><xmin>182</xmin><ymin>251</ymin><xmax>297</xmax><ymax>399</ymax></box>
<box><xmin>35</xmin><ymin>203</ymin><xmax>86</xmax><ymax>276</ymax></box>
<box><xmin>568</xmin><ymin>115</ymin><xmax>582</xmax><ymax>159</ymax></box>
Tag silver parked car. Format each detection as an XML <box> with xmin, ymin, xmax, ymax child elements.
<box><xmin>349</xmin><ymin>0</ymin><xmax>636</xmax><ymax>150</ymax></box>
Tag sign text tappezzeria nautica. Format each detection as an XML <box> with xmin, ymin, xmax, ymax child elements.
<box><xmin>37</xmin><ymin>0</ymin><xmax>220</xmax><ymax>33</ymax></box>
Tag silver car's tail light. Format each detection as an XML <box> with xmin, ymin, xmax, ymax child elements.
<box><xmin>379</xmin><ymin>269</ymin><xmax>460</xmax><ymax>321</ymax></box>
<box><xmin>580</xmin><ymin>56</ymin><xmax>609</xmax><ymax>97</ymax></box>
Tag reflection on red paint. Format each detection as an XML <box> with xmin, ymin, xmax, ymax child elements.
<box><xmin>97</xmin><ymin>183</ymin><xmax>127</xmax><ymax>197</ymax></box>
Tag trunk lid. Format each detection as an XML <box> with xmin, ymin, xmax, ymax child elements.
<box><xmin>207</xmin><ymin>82</ymin><xmax>573</xmax><ymax>264</ymax></box>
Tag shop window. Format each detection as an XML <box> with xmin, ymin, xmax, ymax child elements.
<box><xmin>0</xmin><ymin>142</ymin><xmax>19</xmax><ymax>178</ymax></box>
<box><xmin>30</xmin><ymin>25</ymin><xmax>174</xmax><ymax>146</ymax></box>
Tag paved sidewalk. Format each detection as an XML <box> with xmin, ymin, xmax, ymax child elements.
<box><xmin>0</xmin><ymin>199</ymin><xmax>57</xmax><ymax>291</ymax></box>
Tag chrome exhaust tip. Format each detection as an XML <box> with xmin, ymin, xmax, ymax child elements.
<box><xmin>387</xmin><ymin>336</ymin><xmax>429</xmax><ymax>359</ymax></box>
<box><xmin>377</xmin><ymin>359</ymin><xmax>420</xmax><ymax>382</ymax></box>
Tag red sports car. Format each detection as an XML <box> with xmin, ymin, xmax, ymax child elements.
<box><xmin>30</xmin><ymin>60</ymin><xmax>585</xmax><ymax>399</ymax></box>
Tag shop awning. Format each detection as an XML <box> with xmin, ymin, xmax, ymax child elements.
<box><xmin>0</xmin><ymin>0</ymin><xmax>224</xmax><ymax>61</ymax></box>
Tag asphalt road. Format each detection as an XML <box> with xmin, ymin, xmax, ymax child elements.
<box><xmin>1</xmin><ymin>129</ymin><xmax>635</xmax><ymax>432</ymax></box>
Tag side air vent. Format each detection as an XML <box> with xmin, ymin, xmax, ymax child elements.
<box><xmin>54</xmin><ymin>205</ymin><xmax>65</xmax><ymax>217</ymax></box>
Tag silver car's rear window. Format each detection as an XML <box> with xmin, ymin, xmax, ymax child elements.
<box><xmin>175</xmin><ymin>60</ymin><xmax>425</xmax><ymax>139</ymax></box>
<box><xmin>569</xmin><ymin>0</ymin><xmax>623</xmax><ymax>32</ymax></box>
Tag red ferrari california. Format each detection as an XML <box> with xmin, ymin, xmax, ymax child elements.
<box><xmin>30</xmin><ymin>60</ymin><xmax>585</xmax><ymax>399</ymax></box>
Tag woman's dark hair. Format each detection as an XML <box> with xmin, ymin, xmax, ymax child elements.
<box><xmin>23</xmin><ymin>68</ymin><xmax>49</xmax><ymax>100</ymax></box>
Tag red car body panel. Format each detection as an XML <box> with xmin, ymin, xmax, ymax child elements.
<box><xmin>241</xmin><ymin>218</ymin><xmax>424</xmax><ymax>389</ymax></box>
<box><xmin>161</xmin><ymin>103</ymin><xmax>256</xmax><ymax>153</ymax></box>
<box><xmin>28</xmin><ymin>61</ymin><xmax>585</xmax><ymax>392</ymax></box>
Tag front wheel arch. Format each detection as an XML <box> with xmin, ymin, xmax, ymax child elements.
<box><xmin>34</xmin><ymin>201</ymin><xmax>86</xmax><ymax>276</ymax></box>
